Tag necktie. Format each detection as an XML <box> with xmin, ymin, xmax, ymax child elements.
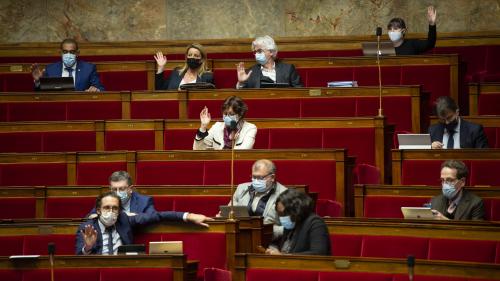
<box><xmin>447</xmin><ymin>129</ymin><xmax>455</xmax><ymax>149</ymax></box>
<box><xmin>65</xmin><ymin>67</ymin><xmax>73</xmax><ymax>77</ymax></box>
<box><xmin>106</xmin><ymin>227</ymin><xmax>114</xmax><ymax>255</ymax></box>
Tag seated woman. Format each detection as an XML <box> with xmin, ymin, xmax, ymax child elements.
<box><xmin>265</xmin><ymin>189</ymin><xmax>331</xmax><ymax>255</ymax></box>
<box><xmin>154</xmin><ymin>43</ymin><xmax>214</xmax><ymax>90</ymax></box>
<box><xmin>388</xmin><ymin>5</ymin><xmax>437</xmax><ymax>55</ymax></box>
<box><xmin>193</xmin><ymin>96</ymin><xmax>257</xmax><ymax>150</ymax></box>
<box><xmin>236</xmin><ymin>35</ymin><xmax>303</xmax><ymax>88</ymax></box>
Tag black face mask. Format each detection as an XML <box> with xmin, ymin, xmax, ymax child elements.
<box><xmin>187</xmin><ymin>58</ymin><xmax>202</xmax><ymax>69</ymax></box>
<box><xmin>444</xmin><ymin>118</ymin><xmax>458</xmax><ymax>132</ymax></box>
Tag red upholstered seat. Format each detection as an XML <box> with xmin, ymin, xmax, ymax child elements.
<box><xmin>100</xmin><ymin>268</ymin><xmax>173</xmax><ymax>281</ymax></box>
<box><xmin>130</xmin><ymin>100</ymin><xmax>179</xmax><ymax>119</ymax></box>
<box><xmin>353</xmin><ymin>164</ymin><xmax>380</xmax><ymax>185</ymax></box>
<box><xmin>0</xmin><ymin>197</ymin><xmax>36</xmax><ymax>219</ymax></box>
<box><xmin>401</xmin><ymin>160</ymin><xmax>452</xmax><ymax>185</ymax></box>
<box><xmin>136</xmin><ymin>161</ymin><xmax>205</xmax><ymax>185</ymax></box>
<box><xmin>0</xmin><ymin>270</ymin><xmax>22</xmax><ymax>281</ymax></box>
<box><xmin>401</xmin><ymin>65</ymin><xmax>450</xmax><ymax>104</ymax></box>
<box><xmin>99</xmin><ymin>71</ymin><xmax>148</xmax><ymax>91</ymax></box>
<box><xmin>43</xmin><ymin>131</ymin><xmax>96</xmax><ymax>152</ymax></box>
<box><xmin>496</xmin><ymin>242</ymin><xmax>500</xmax><ymax>264</ymax></box>
<box><xmin>150</xmin><ymin>196</ymin><xmax>174</xmax><ymax>212</ymax></box>
<box><xmin>490</xmin><ymin>198</ymin><xmax>500</xmax><ymax>222</ymax></box>
<box><xmin>245</xmin><ymin>99</ymin><xmax>302</xmax><ymax>118</ymax></box>
<box><xmin>164</xmin><ymin>129</ymin><xmax>195</xmax><ymax>150</ymax></box>
<box><xmin>253</xmin><ymin>128</ymin><xmax>269</xmax><ymax>149</ymax></box>
<box><xmin>76</xmin><ymin>162</ymin><xmax>127</xmax><ymax>185</ymax></box>
<box><xmin>361</xmin><ymin>235</ymin><xmax>429</xmax><ymax>259</ymax></box>
<box><xmin>323</xmin><ymin>128</ymin><xmax>375</xmax><ymax>165</ymax></box>
<box><xmin>300</xmin><ymin>98</ymin><xmax>357</xmax><ymax>117</ymax></box>
<box><xmin>162</xmin><ymin>233</ymin><xmax>226</xmax><ymax>279</ymax></box>
<box><xmin>172</xmin><ymin>195</ymin><xmax>229</xmax><ymax>217</ymax></box>
<box><xmin>187</xmin><ymin>100</ymin><xmax>223</xmax><ymax>119</ymax></box>
<box><xmin>363</xmin><ymin>196</ymin><xmax>431</xmax><ymax>218</ymax></box>
<box><xmin>0</xmin><ymin>73</ymin><xmax>34</xmax><ymax>92</ymax></box>
<box><xmin>45</xmin><ymin>197</ymin><xmax>96</xmax><ymax>218</ymax></box>
<box><xmin>105</xmin><ymin>130</ymin><xmax>156</xmax><ymax>151</ymax></box>
<box><xmin>67</xmin><ymin>101</ymin><xmax>122</xmax><ymax>120</ymax></box>
<box><xmin>132</xmin><ymin>233</ymin><xmax>162</xmax><ymax>254</ymax></box>
<box><xmin>315</xmin><ymin>199</ymin><xmax>342</xmax><ymax>217</ymax></box>
<box><xmin>353</xmin><ymin>66</ymin><xmax>402</xmax><ymax>86</ymax></box>
<box><xmin>0</xmin><ymin>236</ymin><xmax>24</xmax><ymax>256</ymax></box>
<box><xmin>246</xmin><ymin>269</ymin><xmax>318</xmax><ymax>281</ymax></box>
<box><xmin>0</xmin><ymin>103</ymin><xmax>7</xmax><ymax>121</ymax></box>
<box><xmin>319</xmin><ymin>271</ymin><xmax>394</xmax><ymax>281</ymax></box>
<box><xmin>0</xmin><ymin>132</ymin><xmax>42</xmax><ymax>153</ymax></box>
<box><xmin>469</xmin><ymin>160</ymin><xmax>500</xmax><ymax>186</ymax></box>
<box><xmin>482</xmin><ymin>128</ymin><xmax>497</xmax><ymax>149</ymax></box>
<box><xmin>268</xmin><ymin>128</ymin><xmax>323</xmax><ymax>149</ymax></box>
<box><xmin>330</xmin><ymin>234</ymin><xmax>362</xmax><ymax>256</ymax></box>
<box><xmin>23</xmin><ymin>234</ymin><xmax>76</xmax><ymax>255</ymax></box>
<box><xmin>0</xmin><ymin>163</ymin><xmax>67</xmax><ymax>186</ymax></box>
<box><xmin>8</xmin><ymin>102</ymin><xmax>67</xmax><ymax>121</ymax></box>
<box><xmin>478</xmin><ymin>93</ymin><xmax>500</xmax><ymax>115</ymax></box>
<box><xmin>428</xmin><ymin>238</ymin><xmax>497</xmax><ymax>263</ymax></box>
<box><xmin>393</xmin><ymin>274</ymin><xmax>467</xmax><ymax>281</ymax></box>
<box><xmin>203</xmin><ymin>267</ymin><xmax>232</xmax><ymax>281</ymax></box>
<box><xmin>212</xmin><ymin>69</ymin><xmax>237</xmax><ymax>89</ymax></box>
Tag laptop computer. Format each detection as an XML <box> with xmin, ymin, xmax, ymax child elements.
<box><xmin>39</xmin><ymin>77</ymin><xmax>75</xmax><ymax>91</ymax></box>
<box><xmin>398</xmin><ymin>134</ymin><xmax>432</xmax><ymax>149</ymax></box>
<box><xmin>361</xmin><ymin>41</ymin><xmax>396</xmax><ymax>56</ymax></box>
<box><xmin>219</xmin><ymin>205</ymin><xmax>250</xmax><ymax>218</ymax></box>
<box><xmin>149</xmin><ymin>241</ymin><xmax>183</xmax><ymax>254</ymax></box>
<box><xmin>401</xmin><ymin>207</ymin><xmax>435</xmax><ymax>219</ymax></box>
<box><xmin>117</xmin><ymin>244</ymin><xmax>145</xmax><ymax>255</ymax></box>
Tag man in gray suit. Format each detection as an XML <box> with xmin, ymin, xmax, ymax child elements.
<box><xmin>431</xmin><ymin>160</ymin><xmax>485</xmax><ymax>220</ymax></box>
<box><xmin>230</xmin><ymin>159</ymin><xmax>287</xmax><ymax>237</ymax></box>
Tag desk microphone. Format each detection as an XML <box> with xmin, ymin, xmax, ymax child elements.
<box><xmin>48</xmin><ymin>242</ymin><xmax>56</xmax><ymax>281</ymax></box>
<box><xmin>228</xmin><ymin>120</ymin><xmax>238</xmax><ymax>221</ymax></box>
<box><xmin>407</xmin><ymin>255</ymin><xmax>415</xmax><ymax>281</ymax></box>
<box><xmin>376</xmin><ymin>27</ymin><xmax>384</xmax><ymax>117</ymax></box>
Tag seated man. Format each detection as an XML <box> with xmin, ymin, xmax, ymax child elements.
<box><xmin>88</xmin><ymin>171</ymin><xmax>154</xmax><ymax>217</ymax></box>
<box><xmin>431</xmin><ymin>160</ymin><xmax>485</xmax><ymax>220</ymax></box>
<box><xmin>76</xmin><ymin>192</ymin><xmax>212</xmax><ymax>255</ymax></box>
<box><xmin>429</xmin><ymin>96</ymin><xmax>489</xmax><ymax>149</ymax></box>
<box><xmin>31</xmin><ymin>38</ymin><xmax>105</xmax><ymax>92</ymax></box>
<box><xmin>228</xmin><ymin>159</ymin><xmax>287</xmax><ymax>237</ymax></box>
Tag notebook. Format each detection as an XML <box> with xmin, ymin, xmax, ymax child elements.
<box><xmin>401</xmin><ymin>207</ymin><xmax>435</xmax><ymax>219</ymax></box>
<box><xmin>361</xmin><ymin>41</ymin><xmax>396</xmax><ymax>56</ymax></box>
<box><xmin>149</xmin><ymin>241</ymin><xmax>183</xmax><ymax>254</ymax></box>
<box><xmin>219</xmin><ymin>205</ymin><xmax>250</xmax><ymax>218</ymax></box>
<box><xmin>398</xmin><ymin>134</ymin><xmax>432</xmax><ymax>149</ymax></box>
<box><xmin>39</xmin><ymin>77</ymin><xmax>75</xmax><ymax>91</ymax></box>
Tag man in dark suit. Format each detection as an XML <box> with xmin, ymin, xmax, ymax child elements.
<box><xmin>31</xmin><ymin>38</ymin><xmax>105</xmax><ymax>92</ymax></box>
<box><xmin>236</xmin><ymin>35</ymin><xmax>303</xmax><ymax>88</ymax></box>
<box><xmin>431</xmin><ymin>160</ymin><xmax>485</xmax><ymax>220</ymax></box>
<box><xmin>88</xmin><ymin>171</ymin><xmax>154</xmax><ymax>217</ymax></box>
<box><xmin>76</xmin><ymin>192</ymin><xmax>212</xmax><ymax>255</ymax></box>
<box><xmin>429</xmin><ymin>96</ymin><xmax>488</xmax><ymax>149</ymax></box>
<box><xmin>266</xmin><ymin>189</ymin><xmax>330</xmax><ymax>255</ymax></box>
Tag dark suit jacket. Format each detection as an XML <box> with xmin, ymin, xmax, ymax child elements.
<box><xmin>155</xmin><ymin>67</ymin><xmax>214</xmax><ymax>90</ymax></box>
<box><xmin>240</xmin><ymin>61</ymin><xmax>303</xmax><ymax>88</ymax></box>
<box><xmin>75</xmin><ymin>210</ymin><xmax>184</xmax><ymax>254</ymax></box>
<box><xmin>429</xmin><ymin>119</ymin><xmax>489</xmax><ymax>148</ymax></box>
<box><xmin>88</xmin><ymin>192</ymin><xmax>155</xmax><ymax>216</ymax></box>
<box><xmin>431</xmin><ymin>190</ymin><xmax>485</xmax><ymax>220</ymax></box>
<box><xmin>39</xmin><ymin>60</ymin><xmax>105</xmax><ymax>91</ymax></box>
<box><xmin>271</xmin><ymin>214</ymin><xmax>331</xmax><ymax>255</ymax></box>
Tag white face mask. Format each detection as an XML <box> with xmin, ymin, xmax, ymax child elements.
<box><xmin>99</xmin><ymin>211</ymin><xmax>118</xmax><ymax>227</ymax></box>
<box><xmin>388</xmin><ymin>31</ymin><xmax>403</xmax><ymax>42</ymax></box>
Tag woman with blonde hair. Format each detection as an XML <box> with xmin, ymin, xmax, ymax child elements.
<box><xmin>154</xmin><ymin>43</ymin><xmax>214</xmax><ymax>90</ymax></box>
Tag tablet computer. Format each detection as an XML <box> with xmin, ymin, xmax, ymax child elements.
<box><xmin>149</xmin><ymin>241</ymin><xmax>183</xmax><ymax>254</ymax></box>
<box><xmin>39</xmin><ymin>77</ymin><xmax>75</xmax><ymax>91</ymax></box>
<box><xmin>398</xmin><ymin>134</ymin><xmax>432</xmax><ymax>149</ymax></box>
<box><xmin>219</xmin><ymin>205</ymin><xmax>250</xmax><ymax>218</ymax></box>
<box><xmin>401</xmin><ymin>207</ymin><xmax>435</xmax><ymax>219</ymax></box>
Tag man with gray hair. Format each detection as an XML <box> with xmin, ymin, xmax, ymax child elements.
<box><xmin>88</xmin><ymin>171</ymin><xmax>155</xmax><ymax>217</ymax></box>
<box><xmin>429</xmin><ymin>96</ymin><xmax>488</xmax><ymax>149</ymax></box>
<box><xmin>236</xmin><ymin>35</ymin><xmax>303</xmax><ymax>88</ymax></box>
<box><xmin>228</xmin><ymin>159</ymin><xmax>287</xmax><ymax>236</ymax></box>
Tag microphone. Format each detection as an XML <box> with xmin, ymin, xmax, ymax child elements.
<box><xmin>48</xmin><ymin>242</ymin><xmax>56</xmax><ymax>281</ymax></box>
<box><xmin>375</xmin><ymin>27</ymin><xmax>384</xmax><ymax>117</ymax></box>
<box><xmin>228</xmin><ymin>120</ymin><xmax>237</xmax><ymax>221</ymax></box>
<box><xmin>407</xmin><ymin>255</ymin><xmax>415</xmax><ymax>281</ymax></box>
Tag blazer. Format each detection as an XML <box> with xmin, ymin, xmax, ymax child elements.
<box><xmin>431</xmin><ymin>190</ymin><xmax>485</xmax><ymax>220</ymax></box>
<box><xmin>231</xmin><ymin>182</ymin><xmax>287</xmax><ymax>236</ymax></box>
<box><xmin>155</xmin><ymin>68</ymin><xmax>214</xmax><ymax>90</ymax></box>
<box><xmin>75</xmin><ymin>210</ymin><xmax>185</xmax><ymax>255</ymax></box>
<box><xmin>239</xmin><ymin>61</ymin><xmax>303</xmax><ymax>88</ymax></box>
<box><xmin>88</xmin><ymin>192</ymin><xmax>155</xmax><ymax>216</ymax></box>
<box><xmin>429</xmin><ymin>119</ymin><xmax>489</xmax><ymax>148</ymax></box>
<box><xmin>193</xmin><ymin>121</ymin><xmax>257</xmax><ymax>150</ymax></box>
<box><xmin>270</xmin><ymin>213</ymin><xmax>331</xmax><ymax>255</ymax></box>
<box><xmin>40</xmin><ymin>60</ymin><xmax>105</xmax><ymax>91</ymax></box>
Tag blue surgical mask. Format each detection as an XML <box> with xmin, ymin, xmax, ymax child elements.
<box><xmin>279</xmin><ymin>215</ymin><xmax>295</xmax><ymax>230</ymax></box>
<box><xmin>388</xmin><ymin>31</ymin><xmax>402</xmax><ymax>42</ymax></box>
<box><xmin>251</xmin><ymin>178</ymin><xmax>268</xmax><ymax>193</ymax></box>
<box><xmin>223</xmin><ymin>114</ymin><xmax>239</xmax><ymax>128</ymax></box>
<box><xmin>62</xmin><ymin>53</ymin><xmax>77</xmax><ymax>67</ymax></box>
<box><xmin>255</xmin><ymin>52</ymin><xmax>267</xmax><ymax>65</ymax></box>
<box><xmin>116</xmin><ymin>190</ymin><xmax>130</xmax><ymax>204</ymax></box>
<box><xmin>442</xmin><ymin>182</ymin><xmax>458</xmax><ymax>199</ymax></box>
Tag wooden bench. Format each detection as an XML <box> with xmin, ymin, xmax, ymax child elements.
<box><xmin>391</xmin><ymin>149</ymin><xmax>500</xmax><ymax>186</ymax></box>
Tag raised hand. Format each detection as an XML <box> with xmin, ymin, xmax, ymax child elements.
<box><xmin>427</xmin><ymin>6</ymin><xmax>437</xmax><ymax>25</ymax></box>
<box><xmin>30</xmin><ymin>63</ymin><xmax>45</xmax><ymax>81</ymax></box>
<box><xmin>154</xmin><ymin>51</ymin><xmax>167</xmax><ymax>73</ymax></box>
<box><xmin>236</xmin><ymin>62</ymin><xmax>252</xmax><ymax>83</ymax></box>
<box><xmin>81</xmin><ymin>224</ymin><xmax>97</xmax><ymax>252</ymax></box>
<box><xmin>199</xmin><ymin>106</ymin><xmax>211</xmax><ymax>131</ymax></box>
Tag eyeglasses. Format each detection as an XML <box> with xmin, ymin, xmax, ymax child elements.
<box><xmin>61</xmin><ymin>50</ymin><xmax>78</xmax><ymax>55</ymax></box>
<box><xmin>253</xmin><ymin>49</ymin><xmax>266</xmax><ymax>54</ymax></box>
<box><xmin>101</xmin><ymin>205</ymin><xmax>120</xmax><ymax>212</ymax></box>
<box><xmin>252</xmin><ymin>173</ymin><xmax>273</xmax><ymax>180</ymax></box>
<box><xmin>440</xmin><ymin>178</ymin><xmax>459</xmax><ymax>186</ymax></box>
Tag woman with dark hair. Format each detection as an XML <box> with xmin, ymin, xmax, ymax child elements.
<box><xmin>154</xmin><ymin>43</ymin><xmax>214</xmax><ymax>90</ymax></box>
<box><xmin>193</xmin><ymin>96</ymin><xmax>257</xmax><ymax>150</ymax></box>
<box><xmin>265</xmin><ymin>189</ymin><xmax>331</xmax><ymax>255</ymax></box>
<box><xmin>388</xmin><ymin>5</ymin><xmax>437</xmax><ymax>55</ymax></box>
